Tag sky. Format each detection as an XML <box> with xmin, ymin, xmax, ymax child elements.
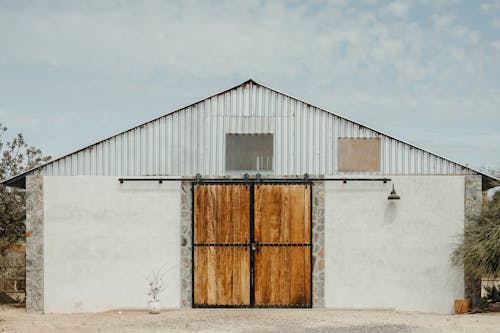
<box><xmin>0</xmin><ymin>0</ymin><xmax>499</xmax><ymax>172</ymax></box>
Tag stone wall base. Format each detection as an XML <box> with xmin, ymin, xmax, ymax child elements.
<box><xmin>25</xmin><ymin>176</ymin><xmax>44</xmax><ymax>313</ymax></box>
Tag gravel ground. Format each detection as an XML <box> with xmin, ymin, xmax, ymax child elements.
<box><xmin>0</xmin><ymin>306</ymin><xmax>499</xmax><ymax>333</ymax></box>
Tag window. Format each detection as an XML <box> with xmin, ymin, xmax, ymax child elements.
<box><xmin>338</xmin><ymin>137</ymin><xmax>381</xmax><ymax>172</ymax></box>
<box><xmin>225</xmin><ymin>134</ymin><xmax>273</xmax><ymax>171</ymax></box>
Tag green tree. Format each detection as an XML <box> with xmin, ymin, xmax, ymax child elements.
<box><xmin>0</xmin><ymin>123</ymin><xmax>51</xmax><ymax>245</ymax></box>
<box><xmin>452</xmin><ymin>191</ymin><xmax>500</xmax><ymax>279</ymax></box>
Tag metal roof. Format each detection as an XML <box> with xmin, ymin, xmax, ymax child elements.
<box><xmin>1</xmin><ymin>79</ymin><xmax>497</xmax><ymax>189</ymax></box>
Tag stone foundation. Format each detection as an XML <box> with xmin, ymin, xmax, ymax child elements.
<box><xmin>311</xmin><ymin>181</ymin><xmax>325</xmax><ymax>307</ymax></box>
<box><xmin>180</xmin><ymin>181</ymin><xmax>193</xmax><ymax>308</ymax></box>
<box><xmin>25</xmin><ymin>176</ymin><xmax>44</xmax><ymax>313</ymax></box>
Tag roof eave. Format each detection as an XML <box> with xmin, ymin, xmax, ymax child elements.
<box><xmin>483</xmin><ymin>174</ymin><xmax>500</xmax><ymax>191</ymax></box>
<box><xmin>0</xmin><ymin>173</ymin><xmax>28</xmax><ymax>189</ymax></box>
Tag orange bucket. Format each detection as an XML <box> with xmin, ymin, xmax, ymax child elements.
<box><xmin>454</xmin><ymin>299</ymin><xmax>470</xmax><ymax>314</ymax></box>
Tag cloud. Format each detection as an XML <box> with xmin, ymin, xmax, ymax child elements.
<box><xmin>451</xmin><ymin>25</ymin><xmax>481</xmax><ymax>44</ymax></box>
<box><xmin>0</xmin><ymin>0</ymin><xmax>498</xmax><ymax>169</ymax></box>
<box><xmin>0</xmin><ymin>1</ymin><xmax>487</xmax><ymax>81</ymax></box>
<box><xmin>491</xmin><ymin>17</ymin><xmax>500</xmax><ymax>27</ymax></box>
<box><xmin>386</xmin><ymin>1</ymin><xmax>410</xmax><ymax>17</ymax></box>
<box><xmin>432</xmin><ymin>14</ymin><xmax>455</xmax><ymax>28</ymax></box>
<box><xmin>480</xmin><ymin>1</ymin><xmax>500</xmax><ymax>12</ymax></box>
<box><xmin>492</xmin><ymin>40</ymin><xmax>500</xmax><ymax>51</ymax></box>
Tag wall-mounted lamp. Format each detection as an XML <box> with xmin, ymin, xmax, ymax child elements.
<box><xmin>388</xmin><ymin>184</ymin><xmax>400</xmax><ymax>200</ymax></box>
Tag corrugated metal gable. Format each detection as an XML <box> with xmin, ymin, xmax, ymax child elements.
<box><xmin>3</xmin><ymin>79</ymin><xmax>481</xmax><ymax>186</ymax></box>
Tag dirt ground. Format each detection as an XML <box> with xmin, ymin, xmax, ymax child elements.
<box><xmin>0</xmin><ymin>306</ymin><xmax>499</xmax><ymax>333</ymax></box>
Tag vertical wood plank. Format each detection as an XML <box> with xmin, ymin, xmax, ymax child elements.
<box><xmin>304</xmin><ymin>185</ymin><xmax>311</xmax><ymax>242</ymax></box>
<box><xmin>289</xmin><ymin>247</ymin><xmax>305</xmax><ymax>305</ymax></box>
<box><xmin>194</xmin><ymin>186</ymin><xmax>206</xmax><ymax>244</ymax></box>
<box><xmin>206</xmin><ymin>246</ymin><xmax>217</xmax><ymax>304</ymax></box>
<box><xmin>269</xmin><ymin>186</ymin><xmax>282</xmax><ymax>243</ymax></box>
<box><xmin>216</xmin><ymin>185</ymin><xmax>227</xmax><ymax>243</ymax></box>
<box><xmin>242</xmin><ymin>248</ymin><xmax>250</xmax><ymax>304</ymax></box>
<box><xmin>281</xmin><ymin>186</ymin><xmax>291</xmax><ymax>243</ymax></box>
<box><xmin>281</xmin><ymin>246</ymin><xmax>291</xmax><ymax>304</ymax></box>
<box><xmin>304</xmin><ymin>246</ymin><xmax>311</xmax><ymax>304</ymax></box>
<box><xmin>232</xmin><ymin>244</ymin><xmax>241</xmax><ymax>304</ymax></box>
<box><xmin>206</xmin><ymin>186</ymin><xmax>217</xmax><ymax>243</ymax></box>
<box><xmin>289</xmin><ymin>185</ymin><xmax>305</xmax><ymax>244</ymax></box>
<box><xmin>193</xmin><ymin>247</ymin><xmax>207</xmax><ymax>304</ymax></box>
<box><xmin>216</xmin><ymin>247</ymin><xmax>229</xmax><ymax>303</ymax></box>
<box><xmin>230</xmin><ymin>185</ymin><xmax>239</xmax><ymax>243</ymax></box>
<box><xmin>254</xmin><ymin>185</ymin><xmax>263</xmax><ymax>242</ymax></box>
<box><xmin>269</xmin><ymin>247</ymin><xmax>278</xmax><ymax>303</ymax></box>
<box><xmin>240</xmin><ymin>185</ymin><xmax>250</xmax><ymax>244</ymax></box>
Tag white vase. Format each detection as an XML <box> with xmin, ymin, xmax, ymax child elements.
<box><xmin>148</xmin><ymin>300</ymin><xmax>161</xmax><ymax>314</ymax></box>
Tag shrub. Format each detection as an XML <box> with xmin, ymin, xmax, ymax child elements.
<box><xmin>452</xmin><ymin>192</ymin><xmax>500</xmax><ymax>279</ymax></box>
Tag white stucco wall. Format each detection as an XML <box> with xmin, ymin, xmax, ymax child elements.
<box><xmin>43</xmin><ymin>176</ymin><xmax>181</xmax><ymax>313</ymax></box>
<box><xmin>324</xmin><ymin>175</ymin><xmax>465</xmax><ymax>314</ymax></box>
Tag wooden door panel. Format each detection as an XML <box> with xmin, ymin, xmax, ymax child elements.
<box><xmin>254</xmin><ymin>246</ymin><xmax>311</xmax><ymax>305</ymax></box>
<box><xmin>194</xmin><ymin>185</ymin><xmax>250</xmax><ymax>244</ymax></box>
<box><xmin>193</xmin><ymin>184</ymin><xmax>250</xmax><ymax>306</ymax></box>
<box><xmin>289</xmin><ymin>185</ymin><xmax>311</xmax><ymax>244</ymax></box>
<box><xmin>194</xmin><ymin>246</ymin><xmax>250</xmax><ymax>305</ymax></box>
<box><xmin>254</xmin><ymin>185</ymin><xmax>310</xmax><ymax>244</ymax></box>
<box><xmin>254</xmin><ymin>184</ymin><xmax>311</xmax><ymax>306</ymax></box>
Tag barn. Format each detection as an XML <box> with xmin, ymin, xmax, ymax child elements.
<box><xmin>2</xmin><ymin>79</ymin><xmax>496</xmax><ymax>314</ymax></box>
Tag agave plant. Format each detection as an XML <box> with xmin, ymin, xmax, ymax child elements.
<box><xmin>452</xmin><ymin>191</ymin><xmax>500</xmax><ymax>279</ymax></box>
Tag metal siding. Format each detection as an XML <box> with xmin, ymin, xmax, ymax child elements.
<box><xmin>33</xmin><ymin>81</ymin><xmax>477</xmax><ymax>178</ymax></box>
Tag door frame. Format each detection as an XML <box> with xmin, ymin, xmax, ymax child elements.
<box><xmin>191</xmin><ymin>179</ymin><xmax>313</xmax><ymax>308</ymax></box>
